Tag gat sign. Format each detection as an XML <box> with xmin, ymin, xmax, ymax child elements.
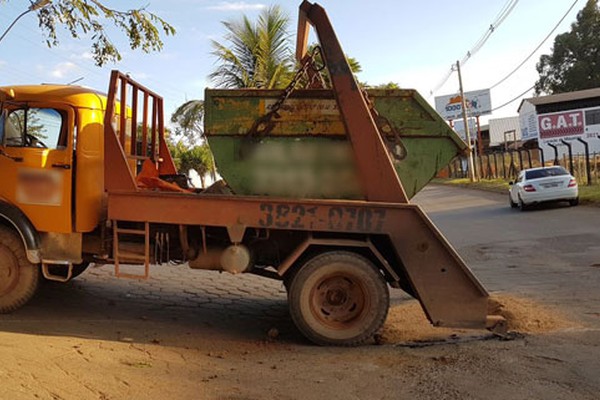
<box><xmin>538</xmin><ymin>111</ymin><xmax>584</xmax><ymax>141</ymax></box>
<box><xmin>435</xmin><ymin>89</ymin><xmax>492</xmax><ymax>120</ymax></box>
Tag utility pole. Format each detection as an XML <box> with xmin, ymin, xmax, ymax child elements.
<box><xmin>456</xmin><ymin>60</ymin><xmax>476</xmax><ymax>182</ymax></box>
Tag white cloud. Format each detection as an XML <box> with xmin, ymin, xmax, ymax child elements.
<box><xmin>50</xmin><ymin>62</ymin><xmax>79</xmax><ymax>79</ymax></box>
<box><xmin>206</xmin><ymin>2</ymin><xmax>267</xmax><ymax>12</ymax></box>
<box><xmin>70</xmin><ymin>51</ymin><xmax>94</xmax><ymax>61</ymax></box>
<box><xmin>128</xmin><ymin>72</ymin><xmax>150</xmax><ymax>80</ymax></box>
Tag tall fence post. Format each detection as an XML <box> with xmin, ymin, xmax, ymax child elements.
<box><xmin>548</xmin><ymin>143</ymin><xmax>559</xmax><ymax>166</ymax></box>
<box><xmin>525</xmin><ymin>149</ymin><xmax>532</xmax><ymax>169</ymax></box>
<box><xmin>536</xmin><ymin>146</ymin><xmax>545</xmax><ymax>166</ymax></box>
<box><xmin>479</xmin><ymin>153</ymin><xmax>484</xmax><ymax>178</ymax></box>
<box><xmin>576</xmin><ymin>138</ymin><xmax>592</xmax><ymax>185</ymax></box>
<box><xmin>517</xmin><ymin>150</ymin><xmax>524</xmax><ymax>171</ymax></box>
<box><xmin>560</xmin><ymin>139</ymin><xmax>574</xmax><ymax>176</ymax></box>
<box><xmin>493</xmin><ymin>153</ymin><xmax>498</xmax><ymax>178</ymax></box>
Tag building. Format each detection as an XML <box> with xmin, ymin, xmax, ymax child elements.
<box><xmin>488</xmin><ymin>116</ymin><xmax>523</xmax><ymax>150</ymax></box>
<box><xmin>518</xmin><ymin>87</ymin><xmax>600</xmax><ymax>161</ymax></box>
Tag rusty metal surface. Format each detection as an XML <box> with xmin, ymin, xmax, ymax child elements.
<box><xmin>39</xmin><ymin>232</ymin><xmax>83</xmax><ymax>264</ymax></box>
<box><xmin>113</xmin><ymin>220</ymin><xmax>150</xmax><ymax>280</ymax></box>
<box><xmin>107</xmin><ymin>191</ymin><xmax>489</xmax><ymax>328</ymax></box>
<box><xmin>103</xmin><ymin>71</ymin><xmax>177</xmax><ymax>193</ymax></box>
<box><xmin>104</xmin><ymin>71</ymin><xmax>138</xmax><ymax>193</ymax></box>
<box><xmin>276</xmin><ymin>236</ymin><xmax>400</xmax><ymax>282</ymax></box>
<box><xmin>297</xmin><ymin>1</ymin><xmax>408</xmax><ymax>203</ymax></box>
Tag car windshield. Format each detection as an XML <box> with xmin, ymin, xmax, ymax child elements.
<box><xmin>525</xmin><ymin>167</ymin><xmax>569</xmax><ymax>180</ymax></box>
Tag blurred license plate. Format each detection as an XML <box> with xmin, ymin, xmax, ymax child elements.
<box><xmin>542</xmin><ymin>182</ymin><xmax>561</xmax><ymax>188</ymax></box>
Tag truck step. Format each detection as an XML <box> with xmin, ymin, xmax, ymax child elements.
<box><xmin>113</xmin><ymin>220</ymin><xmax>150</xmax><ymax>280</ymax></box>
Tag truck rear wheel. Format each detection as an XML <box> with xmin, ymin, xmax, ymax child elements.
<box><xmin>288</xmin><ymin>251</ymin><xmax>389</xmax><ymax>346</ymax></box>
<box><xmin>0</xmin><ymin>227</ymin><xmax>39</xmax><ymax>313</ymax></box>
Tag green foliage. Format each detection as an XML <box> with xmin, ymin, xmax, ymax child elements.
<box><xmin>367</xmin><ymin>82</ymin><xmax>401</xmax><ymax>90</ymax></box>
<box><xmin>170</xmin><ymin>100</ymin><xmax>204</xmax><ymax>143</ymax></box>
<box><xmin>169</xmin><ymin>101</ymin><xmax>214</xmax><ymax>187</ymax></box>
<box><xmin>535</xmin><ymin>0</ymin><xmax>600</xmax><ymax>94</ymax></box>
<box><xmin>209</xmin><ymin>5</ymin><xmax>293</xmax><ymax>89</ymax></box>
<box><xmin>25</xmin><ymin>0</ymin><xmax>176</xmax><ymax>66</ymax></box>
<box><xmin>207</xmin><ymin>6</ymin><xmax>364</xmax><ymax>91</ymax></box>
<box><xmin>168</xmin><ymin>139</ymin><xmax>215</xmax><ymax>188</ymax></box>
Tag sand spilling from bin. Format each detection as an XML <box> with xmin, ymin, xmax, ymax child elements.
<box><xmin>380</xmin><ymin>294</ymin><xmax>577</xmax><ymax>345</ymax></box>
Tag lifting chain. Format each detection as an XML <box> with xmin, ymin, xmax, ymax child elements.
<box><xmin>362</xmin><ymin>88</ymin><xmax>407</xmax><ymax>162</ymax></box>
<box><xmin>247</xmin><ymin>46</ymin><xmax>325</xmax><ymax>139</ymax></box>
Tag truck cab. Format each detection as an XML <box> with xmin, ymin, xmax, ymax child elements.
<box><xmin>0</xmin><ymin>86</ymin><xmax>109</xmax><ymax>294</ymax></box>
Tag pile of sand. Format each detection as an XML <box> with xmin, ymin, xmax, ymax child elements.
<box><xmin>487</xmin><ymin>294</ymin><xmax>576</xmax><ymax>333</ymax></box>
<box><xmin>379</xmin><ymin>294</ymin><xmax>577</xmax><ymax>345</ymax></box>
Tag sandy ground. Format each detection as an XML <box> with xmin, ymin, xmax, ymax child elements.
<box><xmin>1</xmin><ymin>185</ymin><xmax>600</xmax><ymax>399</ymax></box>
<box><xmin>0</xmin><ymin>289</ymin><xmax>597</xmax><ymax>400</ymax></box>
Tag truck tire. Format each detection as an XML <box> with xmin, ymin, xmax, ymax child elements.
<box><xmin>0</xmin><ymin>227</ymin><xmax>39</xmax><ymax>313</ymax></box>
<box><xmin>288</xmin><ymin>251</ymin><xmax>389</xmax><ymax>346</ymax></box>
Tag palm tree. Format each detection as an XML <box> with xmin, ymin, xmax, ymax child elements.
<box><xmin>171</xmin><ymin>100</ymin><xmax>204</xmax><ymax>143</ymax></box>
<box><xmin>209</xmin><ymin>5</ymin><xmax>293</xmax><ymax>89</ymax></box>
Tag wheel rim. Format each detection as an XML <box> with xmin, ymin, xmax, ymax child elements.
<box><xmin>0</xmin><ymin>245</ymin><xmax>20</xmax><ymax>297</ymax></box>
<box><xmin>309</xmin><ymin>273</ymin><xmax>369</xmax><ymax>330</ymax></box>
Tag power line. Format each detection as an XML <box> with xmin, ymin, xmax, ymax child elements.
<box><xmin>491</xmin><ymin>84</ymin><xmax>535</xmax><ymax>112</ymax></box>
<box><xmin>490</xmin><ymin>0</ymin><xmax>579</xmax><ymax>89</ymax></box>
<box><xmin>461</xmin><ymin>0</ymin><xmax>519</xmax><ymax>66</ymax></box>
<box><xmin>430</xmin><ymin>0</ymin><xmax>520</xmax><ymax>95</ymax></box>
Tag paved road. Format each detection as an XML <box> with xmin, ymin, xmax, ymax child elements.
<box><xmin>418</xmin><ymin>185</ymin><xmax>600</xmax><ymax>324</ymax></box>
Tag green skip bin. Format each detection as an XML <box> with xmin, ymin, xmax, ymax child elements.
<box><xmin>204</xmin><ymin>88</ymin><xmax>467</xmax><ymax>200</ymax></box>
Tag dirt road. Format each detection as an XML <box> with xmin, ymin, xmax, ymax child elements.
<box><xmin>1</xmin><ymin>184</ymin><xmax>599</xmax><ymax>399</ymax></box>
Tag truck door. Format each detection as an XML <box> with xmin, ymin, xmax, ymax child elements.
<box><xmin>0</xmin><ymin>104</ymin><xmax>74</xmax><ymax>233</ymax></box>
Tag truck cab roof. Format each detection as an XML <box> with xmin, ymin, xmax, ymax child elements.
<box><xmin>0</xmin><ymin>84</ymin><xmax>108</xmax><ymax>110</ymax></box>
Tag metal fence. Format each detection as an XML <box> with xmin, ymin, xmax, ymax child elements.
<box><xmin>448</xmin><ymin>148</ymin><xmax>600</xmax><ymax>185</ymax></box>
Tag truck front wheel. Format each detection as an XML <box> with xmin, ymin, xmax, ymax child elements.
<box><xmin>0</xmin><ymin>227</ymin><xmax>39</xmax><ymax>313</ymax></box>
<box><xmin>288</xmin><ymin>251</ymin><xmax>389</xmax><ymax>346</ymax></box>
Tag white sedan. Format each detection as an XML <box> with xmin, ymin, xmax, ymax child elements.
<box><xmin>509</xmin><ymin>166</ymin><xmax>579</xmax><ymax>211</ymax></box>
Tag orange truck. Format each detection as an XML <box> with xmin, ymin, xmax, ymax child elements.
<box><xmin>0</xmin><ymin>1</ymin><xmax>503</xmax><ymax>345</ymax></box>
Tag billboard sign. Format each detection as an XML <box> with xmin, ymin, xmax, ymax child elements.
<box><xmin>520</xmin><ymin>110</ymin><xmax>538</xmax><ymax>140</ymax></box>
<box><xmin>435</xmin><ymin>89</ymin><xmax>492</xmax><ymax>120</ymax></box>
<box><xmin>538</xmin><ymin>110</ymin><xmax>584</xmax><ymax>142</ymax></box>
<box><xmin>452</xmin><ymin>118</ymin><xmax>477</xmax><ymax>142</ymax></box>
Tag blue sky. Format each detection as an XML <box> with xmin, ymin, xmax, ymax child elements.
<box><xmin>0</xmin><ymin>0</ymin><xmax>582</xmax><ymax>125</ymax></box>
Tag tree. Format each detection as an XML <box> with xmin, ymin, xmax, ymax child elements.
<box><xmin>168</xmin><ymin>139</ymin><xmax>215</xmax><ymax>188</ymax></box>
<box><xmin>171</xmin><ymin>100</ymin><xmax>204</xmax><ymax>143</ymax></box>
<box><xmin>209</xmin><ymin>5</ymin><xmax>293</xmax><ymax>89</ymax></box>
<box><xmin>169</xmin><ymin>101</ymin><xmax>215</xmax><ymax>187</ymax></box>
<box><xmin>367</xmin><ymin>82</ymin><xmax>401</xmax><ymax>90</ymax></box>
<box><xmin>180</xmin><ymin>144</ymin><xmax>215</xmax><ymax>188</ymax></box>
<box><xmin>535</xmin><ymin>0</ymin><xmax>600</xmax><ymax>95</ymax></box>
<box><xmin>18</xmin><ymin>0</ymin><xmax>175</xmax><ymax>66</ymax></box>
